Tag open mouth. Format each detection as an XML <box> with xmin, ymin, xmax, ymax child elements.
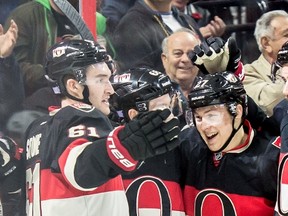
<box><xmin>206</xmin><ymin>132</ymin><xmax>217</xmax><ymax>140</ymax></box>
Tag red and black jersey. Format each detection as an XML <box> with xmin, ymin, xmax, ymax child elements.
<box><xmin>122</xmin><ymin>147</ymin><xmax>185</xmax><ymax>216</ymax></box>
<box><xmin>24</xmin><ymin>104</ymin><xmax>130</xmax><ymax>216</ymax></box>
<box><xmin>180</xmin><ymin>120</ymin><xmax>280</xmax><ymax>216</ymax></box>
<box><xmin>276</xmin><ymin>114</ymin><xmax>288</xmax><ymax>215</ymax></box>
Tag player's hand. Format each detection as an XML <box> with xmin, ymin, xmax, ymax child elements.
<box><xmin>107</xmin><ymin>109</ymin><xmax>180</xmax><ymax>169</ymax></box>
<box><xmin>189</xmin><ymin>37</ymin><xmax>242</xmax><ymax>77</ymax></box>
<box><xmin>0</xmin><ymin>136</ymin><xmax>21</xmax><ymax>178</ymax></box>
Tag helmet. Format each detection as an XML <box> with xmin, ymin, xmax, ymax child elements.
<box><xmin>111</xmin><ymin>67</ymin><xmax>174</xmax><ymax>121</ymax></box>
<box><xmin>45</xmin><ymin>39</ymin><xmax>109</xmax><ymax>89</ymax></box>
<box><xmin>188</xmin><ymin>71</ymin><xmax>247</xmax><ymax>116</ymax></box>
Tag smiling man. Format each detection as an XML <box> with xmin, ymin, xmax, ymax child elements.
<box><xmin>161</xmin><ymin>28</ymin><xmax>200</xmax><ymax>99</ymax></box>
<box><xmin>180</xmin><ymin>71</ymin><xmax>281</xmax><ymax>215</ymax></box>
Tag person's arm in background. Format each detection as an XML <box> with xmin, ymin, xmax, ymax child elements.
<box><xmin>199</xmin><ymin>16</ymin><xmax>226</xmax><ymax>38</ymax></box>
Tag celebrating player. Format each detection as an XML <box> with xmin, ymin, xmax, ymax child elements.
<box><xmin>181</xmin><ymin>71</ymin><xmax>280</xmax><ymax>215</ymax></box>
<box><xmin>24</xmin><ymin>39</ymin><xmax>180</xmax><ymax>216</ymax></box>
<box><xmin>111</xmin><ymin>67</ymin><xmax>185</xmax><ymax>215</ymax></box>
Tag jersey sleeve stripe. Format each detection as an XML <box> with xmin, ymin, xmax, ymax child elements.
<box><xmin>59</xmin><ymin>138</ymin><xmax>98</xmax><ymax>191</ymax></box>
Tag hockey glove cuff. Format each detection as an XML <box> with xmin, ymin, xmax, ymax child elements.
<box><xmin>107</xmin><ymin>109</ymin><xmax>180</xmax><ymax>170</ymax></box>
<box><xmin>0</xmin><ymin>136</ymin><xmax>21</xmax><ymax>178</ymax></box>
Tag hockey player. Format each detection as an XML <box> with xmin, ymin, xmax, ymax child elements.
<box><xmin>0</xmin><ymin>136</ymin><xmax>23</xmax><ymax>216</ymax></box>
<box><xmin>181</xmin><ymin>71</ymin><xmax>280</xmax><ymax>216</ymax></box>
<box><xmin>24</xmin><ymin>39</ymin><xmax>180</xmax><ymax>216</ymax></box>
<box><xmin>271</xmin><ymin>40</ymin><xmax>288</xmax><ymax>215</ymax></box>
<box><xmin>111</xmin><ymin>67</ymin><xmax>185</xmax><ymax>216</ymax></box>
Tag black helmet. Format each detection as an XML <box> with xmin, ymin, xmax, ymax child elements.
<box><xmin>45</xmin><ymin>39</ymin><xmax>109</xmax><ymax>89</ymax></box>
<box><xmin>188</xmin><ymin>71</ymin><xmax>247</xmax><ymax>116</ymax></box>
<box><xmin>111</xmin><ymin>67</ymin><xmax>174</xmax><ymax>121</ymax></box>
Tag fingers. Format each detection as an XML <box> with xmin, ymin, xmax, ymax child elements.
<box><xmin>199</xmin><ymin>17</ymin><xmax>226</xmax><ymax>38</ymax></box>
<box><xmin>206</xmin><ymin>23</ymin><xmax>217</xmax><ymax>38</ymax></box>
<box><xmin>210</xmin><ymin>16</ymin><xmax>226</xmax><ymax>37</ymax></box>
<box><xmin>8</xmin><ymin>19</ymin><xmax>18</xmax><ymax>44</ymax></box>
<box><xmin>148</xmin><ymin>124</ymin><xmax>180</xmax><ymax>149</ymax></box>
<box><xmin>191</xmin><ymin>37</ymin><xmax>225</xmax><ymax>59</ymax></box>
<box><xmin>200</xmin><ymin>41</ymin><xmax>212</xmax><ymax>56</ymax></box>
<box><xmin>207</xmin><ymin>37</ymin><xmax>224</xmax><ymax>53</ymax></box>
<box><xmin>139</xmin><ymin>109</ymin><xmax>172</xmax><ymax>134</ymax></box>
<box><xmin>199</xmin><ymin>26</ymin><xmax>212</xmax><ymax>38</ymax></box>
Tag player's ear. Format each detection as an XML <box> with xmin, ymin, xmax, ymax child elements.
<box><xmin>235</xmin><ymin>104</ymin><xmax>243</xmax><ymax>119</ymax></box>
<box><xmin>66</xmin><ymin>78</ymin><xmax>84</xmax><ymax>99</ymax></box>
<box><xmin>128</xmin><ymin>108</ymin><xmax>138</xmax><ymax>120</ymax></box>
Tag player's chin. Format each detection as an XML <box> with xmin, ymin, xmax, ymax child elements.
<box><xmin>99</xmin><ymin>105</ymin><xmax>110</xmax><ymax>116</ymax></box>
<box><xmin>96</xmin><ymin>100</ymin><xmax>109</xmax><ymax>115</ymax></box>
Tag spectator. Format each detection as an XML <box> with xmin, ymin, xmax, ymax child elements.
<box><xmin>111</xmin><ymin>0</ymin><xmax>204</xmax><ymax>72</ymax></box>
<box><xmin>111</xmin><ymin>67</ymin><xmax>184</xmax><ymax>215</ymax></box>
<box><xmin>24</xmin><ymin>39</ymin><xmax>180</xmax><ymax>215</ymax></box>
<box><xmin>0</xmin><ymin>19</ymin><xmax>24</xmax><ymax>216</ymax></box>
<box><xmin>161</xmin><ymin>28</ymin><xmax>201</xmax><ymax>99</ymax></box>
<box><xmin>181</xmin><ymin>71</ymin><xmax>280</xmax><ymax>215</ymax></box>
<box><xmin>4</xmin><ymin>0</ymin><xmax>79</xmax><ymax>97</ymax></box>
<box><xmin>243</xmin><ymin>10</ymin><xmax>288</xmax><ymax>116</ymax></box>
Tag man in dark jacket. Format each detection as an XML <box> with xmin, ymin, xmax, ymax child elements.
<box><xmin>4</xmin><ymin>0</ymin><xmax>79</xmax><ymax>97</ymax></box>
<box><xmin>111</xmin><ymin>0</ymin><xmax>204</xmax><ymax>72</ymax></box>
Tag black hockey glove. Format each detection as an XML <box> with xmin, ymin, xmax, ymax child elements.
<box><xmin>0</xmin><ymin>136</ymin><xmax>21</xmax><ymax>178</ymax></box>
<box><xmin>276</xmin><ymin>41</ymin><xmax>288</xmax><ymax>67</ymax></box>
<box><xmin>107</xmin><ymin>109</ymin><xmax>180</xmax><ymax>171</ymax></box>
<box><xmin>189</xmin><ymin>37</ymin><xmax>243</xmax><ymax>79</ymax></box>
<box><xmin>271</xmin><ymin>41</ymin><xmax>288</xmax><ymax>82</ymax></box>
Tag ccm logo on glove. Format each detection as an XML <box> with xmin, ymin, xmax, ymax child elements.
<box><xmin>107</xmin><ymin>126</ymin><xmax>138</xmax><ymax>172</ymax></box>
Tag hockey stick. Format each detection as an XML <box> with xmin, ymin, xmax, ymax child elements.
<box><xmin>53</xmin><ymin>0</ymin><xmax>95</xmax><ymax>41</ymax></box>
<box><xmin>79</xmin><ymin>0</ymin><xmax>97</xmax><ymax>40</ymax></box>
